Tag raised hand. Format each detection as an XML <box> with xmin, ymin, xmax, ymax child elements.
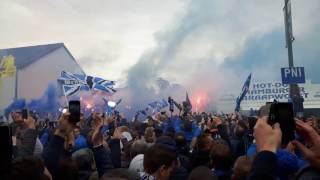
<box><xmin>91</xmin><ymin>112</ymin><xmax>105</xmax><ymax>146</ymax></box>
<box><xmin>292</xmin><ymin>120</ymin><xmax>320</xmax><ymax>171</ymax></box>
<box><xmin>254</xmin><ymin>117</ymin><xmax>282</xmax><ymax>153</ymax></box>
<box><xmin>24</xmin><ymin>112</ymin><xmax>36</xmax><ymax>130</ymax></box>
<box><xmin>55</xmin><ymin>111</ymin><xmax>75</xmax><ymax>139</ymax></box>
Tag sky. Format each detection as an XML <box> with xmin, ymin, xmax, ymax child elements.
<box><xmin>1</xmin><ymin>0</ymin><xmax>320</xmax><ymax>112</ymax></box>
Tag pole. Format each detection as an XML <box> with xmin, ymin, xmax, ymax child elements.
<box><xmin>284</xmin><ymin>0</ymin><xmax>294</xmax><ymax>67</ymax></box>
<box><xmin>14</xmin><ymin>70</ymin><xmax>18</xmax><ymax>99</ymax></box>
<box><xmin>283</xmin><ymin>0</ymin><xmax>304</xmax><ymax>116</ymax></box>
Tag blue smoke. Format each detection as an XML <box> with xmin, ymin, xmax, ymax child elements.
<box><xmin>4</xmin><ymin>99</ymin><xmax>26</xmax><ymax>118</ymax></box>
<box><xmin>4</xmin><ymin>84</ymin><xmax>61</xmax><ymax>119</ymax></box>
<box><xmin>27</xmin><ymin>84</ymin><xmax>60</xmax><ymax>117</ymax></box>
<box><xmin>4</xmin><ymin>84</ymin><xmax>122</xmax><ymax>120</ymax></box>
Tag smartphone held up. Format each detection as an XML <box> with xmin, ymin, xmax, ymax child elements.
<box><xmin>68</xmin><ymin>100</ymin><xmax>81</xmax><ymax>124</ymax></box>
<box><xmin>259</xmin><ymin>101</ymin><xmax>295</xmax><ymax>146</ymax></box>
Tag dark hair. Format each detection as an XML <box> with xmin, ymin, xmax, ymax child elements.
<box><xmin>188</xmin><ymin>166</ymin><xmax>217</xmax><ymax>180</ymax></box>
<box><xmin>237</xmin><ymin>120</ymin><xmax>248</xmax><ymax>130</ymax></box>
<box><xmin>154</xmin><ymin>128</ymin><xmax>163</xmax><ymax>138</ymax></box>
<box><xmin>144</xmin><ymin>127</ymin><xmax>155</xmax><ymax>143</ymax></box>
<box><xmin>196</xmin><ymin>133</ymin><xmax>211</xmax><ymax>151</ymax></box>
<box><xmin>72</xmin><ymin>148</ymin><xmax>95</xmax><ymax>171</ymax></box>
<box><xmin>165</xmin><ymin>127</ymin><xmax>175</xmax><ymax>139</ymax></box>
<box><xmin>175</xmin><ymin>132</ymin><xmax>186</xmax><ymax>147</ymax></box>
<box><xmin>101</xmin><ymin>168</ymin><xmax>140</xmax><ymax>180</ymax></box>
<box><xmin>210</xmin><ymin>140</ymin><xmax>233</xmax><ymax>171</ymax></box>
<box><xmin>9</xmin><ymin>156</ymin><xmax>50</xmax><ymax>180</ymax></box>
<box><xmin>130</xmin><ymin>140</ymin><xmax>148</xmax><ymax>158</ymax></box>
<box><xmin>144</xmin><ymin>144</ymin><xmax>177</xmax><ymax>174</ymax></box>
<box><xmin>234</xmin><ymin>125</ymin><xmax>245</xmax><ymax>137</ymax></box>
<box><xmin>232</xmin><ymin>156</ymin><xmax>253</xmax><ymax>180</ymax></box>
<box><xmin>57</xmin><ymin>157</ymin><xmax>79</xmax><ymax>180</ymax></box>
<box><xmin>183</xmin><ymin>118</ymin><xmax>193</xmax><ymax>132</ymax></box>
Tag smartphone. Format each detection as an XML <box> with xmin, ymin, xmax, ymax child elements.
<box><xmin>22</xmin><ymin>109</ymin><xmax>28</xmax><ymax>119</ymax></box>
<box><xmin>69</xmin><ymin>100</ymin><xmax>80</xmax><ymax>124</ymax></box>
<box><xmin>259</xmin><ymin>102</ymin><xmax>295</xmax><ymax>146</ymax></box>
<box><xmin>0</xmin><ymin>125</ymin><xmax>12</xmax><ymax>177</ymax></box>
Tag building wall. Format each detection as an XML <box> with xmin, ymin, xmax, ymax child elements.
<box><xmin>0</xmin><ymin>47</ymin><xmax>84</xmax><ymax>110</ymax></box>
<box><xmin>0</xmin><ymin>74</ymin><xmax>15</xmax><ymax>110</ymax></box>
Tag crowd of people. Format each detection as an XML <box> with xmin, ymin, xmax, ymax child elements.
<box><xmin>1</xmin><ymin>106</ymin><xmax>320</xmax><ymax>180</ymax></box>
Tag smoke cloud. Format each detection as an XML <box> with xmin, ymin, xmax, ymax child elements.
<box><xmin>121</xmin><ymin>0</ymin><xmax>320</xmax><ymax>114</ymax></box>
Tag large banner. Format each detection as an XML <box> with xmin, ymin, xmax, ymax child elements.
<box><xmin>243</xmin><ymin>82</ymin><xmax>309</xmax><ymax>101</ymax></box>
<box><xmin>218</xmin><ymin>80</ymin><xmax>320</xmax><ymax>111</ymax></box>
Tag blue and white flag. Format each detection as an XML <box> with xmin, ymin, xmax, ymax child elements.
<box><xmin>138</xmin><ymin>99</ymin><xmax>169</xmax><ymax>116</ymax></box>
<box><xmin>160</xmin><ymin>99</ymin><xmax>169</xmax><ymax>108</ymax></box>
<box><xmin>148</xmin><ymin>99</ymin><xmax>168</xmax><ymax>111</ymax></box>
<box><xmin>148</xmin><ymin>101</ymin><xmax>158</xmax><ymax>109</ymax></box>
<box><xmin>58</xmin><ymin>71</ymin><xmax>116</xmax><ymax>96</ymax></box>
<box><xmin>235</xmin><ymin>73</ymin><xmax>252</xmax><ymax>112</ymax></box>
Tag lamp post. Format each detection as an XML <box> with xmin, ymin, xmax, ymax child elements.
<box><xmin>283</xmin><ymin>0</ymin><xmax>304</xmax><ymax>116</ymax></box>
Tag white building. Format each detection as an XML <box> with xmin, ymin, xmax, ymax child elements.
<box><xmin>0</xmin><ymin>43</ymin><xmax>85</xmax><ymax>110</ymax></box>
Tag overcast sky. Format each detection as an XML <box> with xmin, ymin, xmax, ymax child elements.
<box><xmin>1</xmin><ymin>0</ymin><xmax>319</xmax><ymax>90</ymax></box>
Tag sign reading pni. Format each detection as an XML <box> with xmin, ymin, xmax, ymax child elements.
<box><xmin>281</xmin><ymin>67</ymin><xmax>305</xmax><ymax>84</ymax></box>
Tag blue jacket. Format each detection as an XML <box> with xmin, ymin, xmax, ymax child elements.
<box><xmin>174</xmin><ymin>117</ymin><xmax>200</xmax><ymax>141</ymax></box>
<box><xmin>247</xmin><ymin>151</ymin><xmax>277</xmax><ymax>180</ymax></box>
<box><xmin>74</xmin><ymin>135</ymin><xmax>88</xmax><ymax>151</ymax></box>
<box><xmin>246</xmin><ymin>144</ymin><xmax>307</xmax><ymax>179</ymax></box>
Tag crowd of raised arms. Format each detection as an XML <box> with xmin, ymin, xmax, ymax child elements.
<box><xmin>1</xmin><ymin>107</ymin><xmax>320</xmax><ymax>180</ymax></box>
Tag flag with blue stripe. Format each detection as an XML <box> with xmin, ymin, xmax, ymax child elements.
<box><xmin>58</xmin><ymin>71</ymin><xmax>116</xmax><ymax>96</ymax></box>
<box><xmin>235</xmin><ymin>73</ymin><xmax>251</xmax><ymax>112</ymax></box>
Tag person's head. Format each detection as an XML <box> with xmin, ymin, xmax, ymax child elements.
<box><xmin>73</xmin><ymin>126</ymin><xmax>81</xmax><ymax>138</ymax></box>
<box><xmin>64</xmin><ymin>132</ymin><xmax>75</xmax><ymax>151</ymax></box>
<box><xmin>182</xmin><ymin>117</ymin><xmax>193</xmax><ymax>132</ymax></box>
<box><xmin>237</xmin><ymin>120</ymin><xmax>248</xmax><ymax>131</ymax></box>
<box><xmin>210</xmin><ymin>140</ymin><xmax>233</xmax><ymax>171</ymax></box>
<box><xmin>232</xmin><ymin>156</ymin><xmax>252</xmax><ymax>180</ymax></box>
<box><xmin>144</xmin><ymin>144</ymin><xmax>177</xmax><ymax>180</ymax></box>
<box><xmin>144</xmin><ymin>127</ymin><xmax>155</xmax><ymax>143</ymax></box>
<box><xmin>234</xmin><ymin>125</ymin><xmax>245</xmax><ymax>137</ymax></box>
<box><xmin>165</xmin><ymin>127</ymin><xmax>175</xmax><ymax>139</ymax></box>
<box><xmin>11</xmin><ymin>111</ymin><xmax>24</xmax><ymax>124</ymax></box>
<box><xmin>196</xmin><ymin>133</ymin><xmax>214</xmax><ymax>151</ymax></box>
<box><xmin>72</xmin><ymin>148</ymin><xmax>96</xmax><ymax>171</ymax></box>
<box><xmin>174</xmin><ymin>132</ymin><xmax>186</xmax><ymax>148</ymax></box>
<box><xmin>188</xmin><ymin>166</ymin><xmax>217</xmax><ymax>180</ymax></box>
<box><xmin>9</xmin><ymin>156</ymin><xmax>52</xmax><ymax>180</ymax></box>
<box><xmin>154</xmin><ymin>127</ymin><xmax>163</xmax><ymax>138</ymax></box>
<box><xmin>57</xmin><ymin>157</ymin><xmax>79</xmax><ymax>180</ymax></box>
<box><xmin>101</xmin><ymin>168</ymin><xmax>140</xmax><ymax>180</ymax></box>
<box><xmin>147</xmin><ymin>117</ymin><xmax>155</xmax><ymax>127</ymax></box>
<box><xmin>130</xmin><ymin>139</ymin><xmax>148</xmax><ymax>158</ymax></box>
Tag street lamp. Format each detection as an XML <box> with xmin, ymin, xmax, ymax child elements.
<box><xmin>283</xmin><ymin>0</ymin><xmax>304</xmax><ymax>115</ymax></box>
